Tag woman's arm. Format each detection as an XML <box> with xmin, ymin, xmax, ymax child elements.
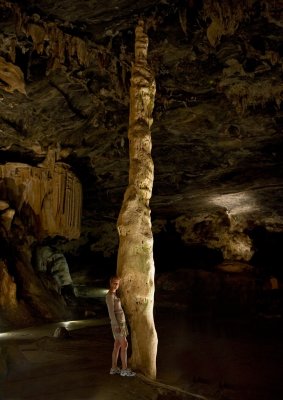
<box><xmin>106</xmin><ymin>293</ymin><xmax>119</xmax><ymax>327</ymax></box>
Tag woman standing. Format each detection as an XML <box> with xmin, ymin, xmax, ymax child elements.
<box><xmin>105</xmin><ymin>275</ymin><xmax>136</xmax><ymax>377</ymax></box>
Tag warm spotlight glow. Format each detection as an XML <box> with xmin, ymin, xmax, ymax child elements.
<box><xmin>210</xmin><ymin>191</ymin><xmax>257</xmax><ymax>215</ymax></box>
<box><xmin>74</xmin><ymin>286</ymin><xmax>108</xmax><ymax>298</ymax></box>
<box><xmin>96</xmin><ymin>288</ymin><xmax>108</xmax><ymax>295</ymax></box>
<box><xmin>62</xmin><ymin>320</ymin><xmax>82</xmax><ymax>328</ymax></box>
<box><xmin>0</xmin><ymin>332</ymin><xmax>17</xmax><ymax>339</ymax></box>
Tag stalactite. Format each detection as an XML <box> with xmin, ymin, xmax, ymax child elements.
<box><xmin>219</xmin><ymin>79</ymin><xmax>283</xmax><ymax>113</ymax></box>
<box><xmin>203</xmin><ymin>0</ymin><xmax>254</xmax><ymax>47</ymax></box>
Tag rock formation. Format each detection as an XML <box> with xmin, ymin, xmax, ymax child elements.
<box><xmin>117</xmin><ymin>20</ymin><xmax>157</xmax><ymax>379</ymax></box>
<box><xmin>0</xmin><ymin>156</ymin><xmax>81</xmax><ymax>326</ymax></box>
<box><xmin>0</xmin><ymin>161</ymin><xmax>82</xmax><ymax>239</ymax></box>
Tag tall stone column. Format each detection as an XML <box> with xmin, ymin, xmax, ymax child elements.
<box><xmin>117</xmin><ymin>20</ymin><xmax>158</xmax><ymax>379</ymax></box>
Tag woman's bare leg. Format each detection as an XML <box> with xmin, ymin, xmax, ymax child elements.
<box><xmin>120</xmin><ymin>338</ymin><xmax>128</xmax><ymax>370</ymax></box>
<box><xmin>112</xmin><ymin>339</ymin><xmax>121</xmax><ymax>368</ymax></box>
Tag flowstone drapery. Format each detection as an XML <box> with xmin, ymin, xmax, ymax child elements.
<box><xmin>117</xmin><ymin>20</ymin><xmax>158</xmax><ymax>379</ymax></box>
<box><xmin>0</xmin><ymin>161</ymin><xmax>82</xmax><ymax>239</ymax></box>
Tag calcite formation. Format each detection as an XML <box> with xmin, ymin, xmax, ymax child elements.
<box><xmin>0</xmin><ymin>260</ymin><xmax>17</xmax><ymax>310</ymax></box>
<box><xmin>117</xmin><ymin>20</ymin><xmax>157</xmax><ymax>379</ymax></box>
<box><xmin>0</xmin><ymin>260</ymin><xmax>35</xmax><ymax>328</ymax></box>
<box><xmin>35</xmin><ymin>245</ymin><xmax>73</xmax><ymax>287</ymax></box>
<box><xmin>0</xmin><ymin>162</ymin><xmax>82</xmax><ymax>239</ymax></box>
<box><xmin>0</xmin><ymin>56</ymin><xmax>26</xmax><ymax>94</ymax></box>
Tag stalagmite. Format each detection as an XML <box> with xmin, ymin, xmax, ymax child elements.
<box><xmin>117</xmin><ymin>20</ymin><xmax>158</xmax><ymax>379</ymax></box>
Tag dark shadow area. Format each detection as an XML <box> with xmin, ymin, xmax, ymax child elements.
<box><xmin>248</xmin><ymin>226</ymin><xmax>283</xmax><ymax>279</ymax></box>
<box><xmin>68</xmin><ymin>250</ymin><xmax>117</xmax><ymax>281</ymax></box>
<box><xmin>153</xmin><ymin>228</ymin><xmax>223</xmax><ymax>273</ymax></box>
<box><xmin>155</xmin><ymin>306</ymin><xmax>283</xmax><ymax>400</ymax></box>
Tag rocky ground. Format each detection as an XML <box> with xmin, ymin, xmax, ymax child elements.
<box><xmin>1</xmin><ymin>301</ymin><xmax>283</xmax><ymax>400</ymax></box>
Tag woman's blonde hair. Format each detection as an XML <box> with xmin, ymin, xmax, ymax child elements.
<box><xmin>110</xmin><ymin>275</ymin><xmax>120</xmax><ymax>283</ymax></box>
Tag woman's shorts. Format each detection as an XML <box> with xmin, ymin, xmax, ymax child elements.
<box><xmin>111</xmin><ymin>322</ymin><xmax>129</xmax><ymax>340</ymax></box>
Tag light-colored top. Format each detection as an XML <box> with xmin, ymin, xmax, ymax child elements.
<box><xmin>105</xmin><ymin>291</ymin><xmax>126</xmax><ymax>327</ymax></box>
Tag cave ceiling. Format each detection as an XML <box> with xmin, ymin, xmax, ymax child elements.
<box><xmin>0</xmin><ymin>0</ymin><xmax>283</xmax><ymax>259</ymax></box>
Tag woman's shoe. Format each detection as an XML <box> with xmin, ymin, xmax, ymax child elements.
<box><xmin>120</xmin><ymin>368</ymin><xmax>136</xmax><ymax>377</ymax></box>
<box><xmin>109</xmin><ymin>367</ymin><xmax>121</xmax><ymax>375</ymax></box>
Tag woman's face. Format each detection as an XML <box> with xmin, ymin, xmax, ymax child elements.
<box><xmin>110</xmin><ymin>278</ymin><xmax>120</xmax><ymax>291</ymax></box>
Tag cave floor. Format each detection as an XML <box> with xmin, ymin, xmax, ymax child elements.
<box><xmin>1</xmin><ymin>305</ymin><xmax>283</xmax><ymax>400</ymax></box>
